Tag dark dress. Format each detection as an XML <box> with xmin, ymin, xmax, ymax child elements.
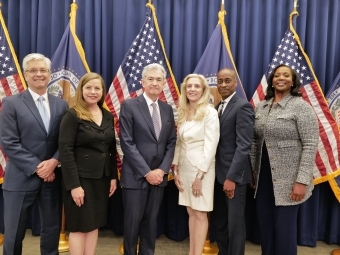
<box><xmin>59</xmin><ymin>108</ymin><xmax>117</xmax><ymax>232</ymax></box>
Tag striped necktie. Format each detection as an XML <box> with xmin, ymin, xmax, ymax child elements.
<box><xmin>218</xmin><ymin>101</ymin><xmax>225</xmax><ymax>118</ymax></box>
<box><xmin>151</xmin><ymin>103</ymin><xmax>161</xmax><ymax>139</ymax></box>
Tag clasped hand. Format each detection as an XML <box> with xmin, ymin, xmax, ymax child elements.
<box><xmin>146</xmin><ymin>168</ymin><xmax>164</xmax><ymax>185</ymax></box>
<box><xmin>36</xmin><ymin>158</ymin><xmax>58</xmax><ymax>182</ymax></box>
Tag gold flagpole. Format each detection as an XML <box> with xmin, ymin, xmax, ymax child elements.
<box><xmin>201</xmin><ymin>5</ymin><xmax>225</xmax><ymax>254</ymax></box>
<box><xmin>0</xmin><ymin>3</ymin><xmax>3</xmax><ymax>248</ymax></box>
<box><xmin>58</xmin><ymin>0</ymin><xmax>80</xmax><ymax>252</ymax></box>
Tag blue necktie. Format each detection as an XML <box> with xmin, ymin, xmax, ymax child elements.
<box><xmin>151</xmin><ymin>103</ymin><xmax>161</xmax><ymax>139</ymax></box>
<box><xmin>37</xmin><ymin>96</ymin><xmax>50</xmax><ymax>131</ymax></box>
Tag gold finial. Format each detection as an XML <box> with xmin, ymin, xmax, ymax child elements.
<box><xmin>293</xmin><ymin>0</ymin><xmax>298</xmax><ymax>12</ymax></box>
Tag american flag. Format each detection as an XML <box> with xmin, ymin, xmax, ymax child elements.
<box><xmin>105</xmin><ymin>5</ymin><xmax>179</xmax><ymax>172</ymax></box>
<box><xmin>251</xmin><ymin>28</ymin><xmax>340</xmax><ymax>183</ymax></box>
<box><xmin>0</xmin><ymin>10</ymin><xmax>26</xmax><ymax>183</ymax></box>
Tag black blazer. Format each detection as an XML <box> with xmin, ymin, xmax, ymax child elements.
<box><xmin>215</xmin><ymin>94</ymin><xmax>255</xmax><ymax>185</ymax></box>
<box><xmin>59</xmin><ymin>108</ymin><xmax>117</xmax><ymax>191</ymax></box>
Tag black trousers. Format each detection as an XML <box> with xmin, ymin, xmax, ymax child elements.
<box><xmin>256</xmin><ymin>144</ymin><xmax>300</xmax><ymax>255</ymax></box>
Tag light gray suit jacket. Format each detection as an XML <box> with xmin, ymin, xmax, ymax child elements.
<box><xmin>0</xmin><ymin>90</ymin><xmax>68</xmax><ymax>191</ymax></box>
<box><xmin>250</xmin><ymin>94</ymin><xmax>319</xmax><ymax>205</ymax></box>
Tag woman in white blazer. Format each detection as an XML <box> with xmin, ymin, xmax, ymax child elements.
<box><xmin>172</xmin><ymin>74</ymin><xmax>220</xmax><ymax>255</ymax></box>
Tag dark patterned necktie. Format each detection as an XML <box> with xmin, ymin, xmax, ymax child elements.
<box><xmin>151</xmin><ymin>103</ymin><xmax>161</xmax><ymax>139</ymax></box>
<box><xmin>218</xmin><ymin>101</ymin><xmax>225</xmax><ymax>118</ymax></box>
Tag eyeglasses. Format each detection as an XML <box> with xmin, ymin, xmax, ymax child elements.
<box><xmin>26</xmin><ymin>69</ymin><xmax>49</xmax><ymax>74</ymax></box>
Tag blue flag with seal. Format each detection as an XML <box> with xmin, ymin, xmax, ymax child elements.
<box><xmin>194</xmin><ymin>9</ymin><xmax>246</xmax><ymax>103</ymax></box>
<box><xmin>326</xmin><ymin>71</ymin><xmax>340</xmax><ymax>202</ymax></box>
<box><xmin>48</xmin><ymin>3</ymin><xmax>90</xmax><ymax>106</ymax></box>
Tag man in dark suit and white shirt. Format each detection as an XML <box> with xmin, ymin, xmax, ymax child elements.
<box><xmin>213</xmin><ymin>68</ymin><xmax>255</xmax><ymax>255</ymax></box>
<box><xmin>119</xmin><ymin>63</ymin><xmax>176</xmax><ymax>255</ymax></box>
<box><xmin>0</xmin><ymin>53</ymin><xmax>68</xmax><ymax>255</ymax></box>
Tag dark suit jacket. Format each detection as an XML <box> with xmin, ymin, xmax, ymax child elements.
<box><xmin>215</xmin><ymin>94</ymin><xmax>255</xmax><ymax>185</ymax></box>
<box><xmin>0</xmin><ymin>90</ymin><xmax>68</xmax><ymax>191</ymax></box>
<box><xmin>119</xmin><ymin>94</ymin><xmax>176</xmax><ymax>189</ymax></box>
<box><xmin>59</xmin><ymin>108</ymin><xmax>117</xmax><ymax>191</ymax></box>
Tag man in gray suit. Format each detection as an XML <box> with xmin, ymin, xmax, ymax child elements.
<box><xmin>213</xmin><ymin>68</ymin><xmax>254</xmax><ymax>255</ymax></box>
<box><xmin>0</xmin><ymin>53</ymin><xmax>68</xmax><ymax>255</ymax></box>
<box><xmin>119</xmin><ymin>63</ymin><xmax>176</xmax><ymax>255</ymax></box>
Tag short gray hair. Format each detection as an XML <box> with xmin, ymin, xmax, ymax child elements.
<box><xmin>142</xmin><ymin>63</ymin><xmax>166</xmax><ymax>80</ymax></box>
<box><xmin>22</xmin><ymin>53</ymin><xmax>51</xmax><ymax>72</ymax></box>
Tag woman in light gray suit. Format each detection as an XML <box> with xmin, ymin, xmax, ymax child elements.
<box><xmin>250</xmin><ymin>64</ymin><xmax>319</xmax><ymax>255</ymax></box>
<box><xmin>172</xmin><ymin>74</ymin><xmax>219</xmax><ymax>255</ymax></box>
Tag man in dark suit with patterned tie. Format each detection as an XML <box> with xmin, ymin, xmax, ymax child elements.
<box><xmin>119</xmin><ymin>63</ymin><xmax>176</xmax><ymax>255</ymax></box>
<box><xmin>0</xmin><ymin>53</ymin><xmax>68</xmax><ymax>255</ymax></box>
<box><xmin>213</xmin><ymin>68</ymin><xmax>255</xmax><ymax>255</ymax></box>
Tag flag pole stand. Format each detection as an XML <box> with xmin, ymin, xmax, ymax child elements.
<box><xmin>58</xmin><ymin>205</ymin><xmax>69</xmax><ymax>253</ymax></box>
<box><xmin>119</xmin><ymin>243</ymin><xmax>139</xmax><ymax>254</ymax></box>
<box><xmin>0</xmin><ymin>234</ymin><xmax>4</xmax><ymax>246</ymax></box>
<box><xmin>202</xmin><ymin>212</ymin><xmax>218</xmax><ymax>255</ymax></box>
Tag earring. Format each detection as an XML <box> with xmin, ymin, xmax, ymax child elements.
<box><xmin>291</xmin><ymin>84</ymin><xmax>294</xmax><ymax>87</ymax></box>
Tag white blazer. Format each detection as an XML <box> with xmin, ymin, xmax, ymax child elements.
<box><xmin>172</xmin><ymin>105</ymin><xmax>220</xmax><ymax>172</ymax></box>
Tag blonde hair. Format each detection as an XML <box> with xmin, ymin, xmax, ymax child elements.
<box><xmin>177</xmin><ymin>74</ymin><xmax>211</xmax><ymax>127</ymax></box>
<box><xmin>73</xmin><ymin>72</ymin><xmax>106</xmax><ymax>121</ymax></box>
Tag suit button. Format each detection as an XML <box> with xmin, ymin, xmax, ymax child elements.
<box><xmin>102</xmin><ymin>142</ymin><xmax>106</xmax><ymax>145</ymax></box>
<box><xmin>102</xmin><ymin>153</ymin><xmax>106</xmax><ymax>157</ymax></box>
<box><xmin>101</xmin><ymin>131</ymin><xmax>105</xmax><ymax>134</ymax></box>
<box><xmin>85</xmin><ymin>126</ymin><xmax>89</xmax><ymax>130</ymax></box>
<box><xmin>84</xmin><ymin>155</ymin><xmax>89</xmax><ymax>159</ymax></box>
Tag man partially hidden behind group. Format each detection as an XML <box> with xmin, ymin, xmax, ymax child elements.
<box><xmin>0</xmin><ymin>53</ymin><xmax>68</xmax><ymax>255</ymax></box>
<box><xmin>119</xmin><ymin>63</ymin><xmax>176</xmax><ymax>255</ymax></box>
<box><xmin>213</xmin><ymin>68</ymin><xmax>255</xmax><ymax>255</ymax></box>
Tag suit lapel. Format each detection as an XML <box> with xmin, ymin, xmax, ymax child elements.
<box><xmin>158</xmin><ymin>101</ymin><xmax>169</xmax><ymax>141</ymax></box>
<box><xmin>47</xmin><ymin>94</ymin><xmax>56</xmax><ymax>134</ymax></box>
<box><xmin>22</xmin><ymin>90</ymin><xmax>47</xmax><ymax>134</ymax></box>
<box><xmin>220</xmin><ymin>94</ymin><xmax>237</xmax><ymax>122</ymax></box>
<box><xmin>137</xmin><ymin>95</ymin><xmax>158</xmax><ymax>140</ymax></box>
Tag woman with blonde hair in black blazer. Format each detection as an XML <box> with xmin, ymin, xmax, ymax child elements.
<box><xmin>59</xmin><ymin>72</ymin><xmax>117</xmax><ymax>255</ymax></box>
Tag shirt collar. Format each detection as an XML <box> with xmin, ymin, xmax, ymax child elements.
<box><xmin>221</xmin><ymin>91</ymin><xmax>236</xmax><ymax>105</ymax></box>
<box><xmin>28</xmin><ymin>88</ymin><xmax>49</xmax><ymax>102</ymax></box>
<box><xmin>143</xmin><ymin>93</ymin><xmax>159</xmax><ymax>107</ymax></box>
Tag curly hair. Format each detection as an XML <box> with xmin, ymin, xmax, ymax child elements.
<box><xmin>265</xmin><ymin>64</ymin><xmax>302</xmax><ymax>100</ymax></box>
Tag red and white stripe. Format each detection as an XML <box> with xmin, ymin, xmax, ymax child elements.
<box><xmin>0</xmin><ymin>74</ymin><xmax>25</xmax><ymax>182</ymax></box>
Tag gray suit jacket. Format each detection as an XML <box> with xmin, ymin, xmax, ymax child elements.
<box><xmin>215</xmin><ymin>94</ymin><xmax>255</xmax><ymax>185</ymax></box>
<box><xmin>119</xmin><ymin>94</ymin><xmax>176</xmax><ymax>189</ymax></box>
<box><xmin>250</xmin><ymin>94</ymin><xmax>319</xmax><ymax>205</ymax></box>
<box><xmin>0</xmin><ymin>90</ymin><xmax>68</xmax><ymax>191</ymax></box>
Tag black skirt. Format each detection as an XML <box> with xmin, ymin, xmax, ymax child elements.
<box><xmin>63</xmin><ymin>175</ymin><xmax>110</xmax><ymax>232</ymax></box>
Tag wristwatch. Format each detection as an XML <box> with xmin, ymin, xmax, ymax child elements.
<box><xmin>196</xmin><ymin>172</ymin><xmax>204</xmax><ymax>180</ymax></box>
